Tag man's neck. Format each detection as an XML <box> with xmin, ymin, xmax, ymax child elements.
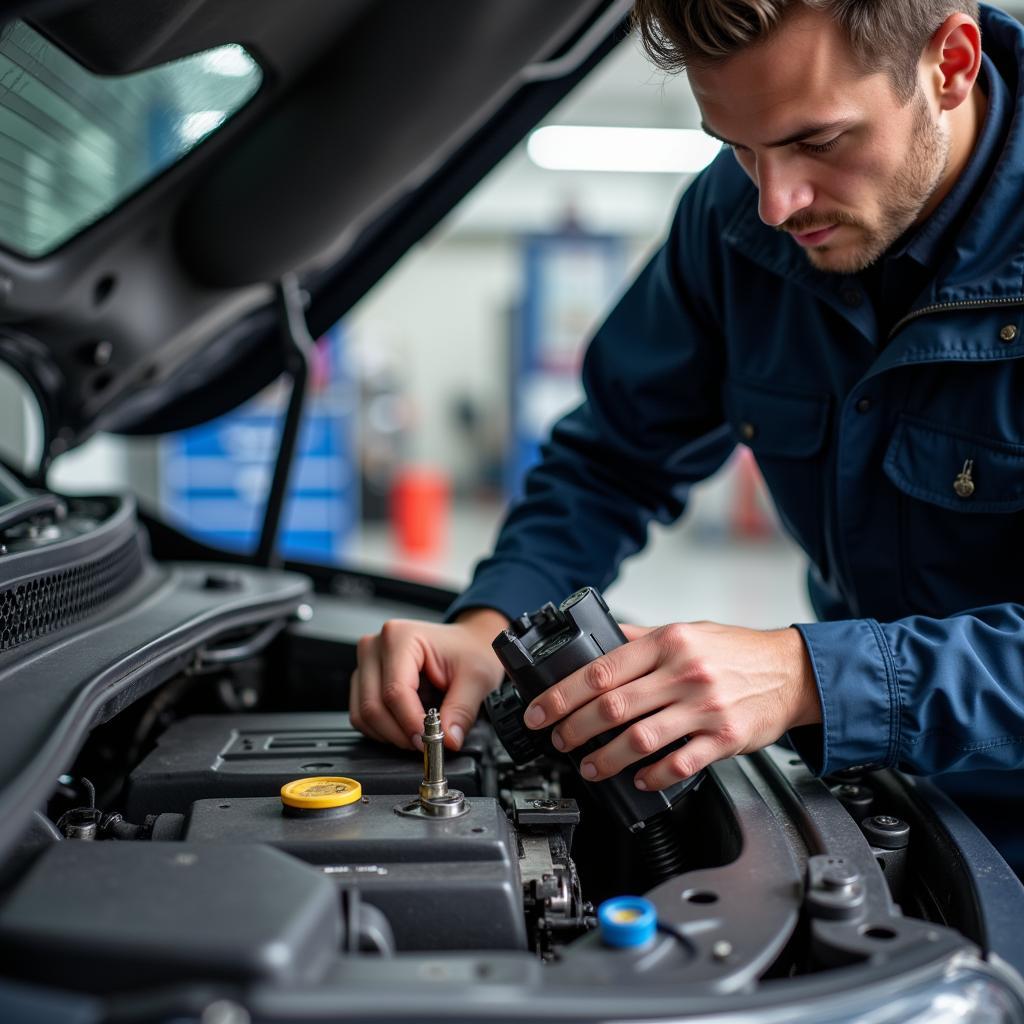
<box><xmin>918</xmin><ymin>81</ymin><xmax>988</xmax><ymax>224</ymax></box>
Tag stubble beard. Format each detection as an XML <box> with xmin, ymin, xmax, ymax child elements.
<box><xmin>790</xmin><ymin>93</ymin><xmax>951</xmax><ymax>275</ymax></box>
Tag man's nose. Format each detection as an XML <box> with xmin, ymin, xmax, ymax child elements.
<box><xmin>756</xmin><ymin>157</ymin><xmax>814</xmax><ymax>228</ymax></box>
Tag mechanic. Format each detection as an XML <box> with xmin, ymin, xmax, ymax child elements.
<box><xmin>352</xmin><ymin>0</ymin><xmax>1024</xmax><ymax>874</ymax></box>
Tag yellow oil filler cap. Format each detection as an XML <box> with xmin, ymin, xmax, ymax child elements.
<box><xmin>280</xmin><ymin>776</ymin><xmax>362</xmax><ymax>811</ymax></box>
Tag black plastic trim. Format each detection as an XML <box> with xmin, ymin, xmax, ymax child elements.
<box><xmin>0</xmin><ymin>560</ymin><xmax>310</xmax><ymax>864</ymax></box>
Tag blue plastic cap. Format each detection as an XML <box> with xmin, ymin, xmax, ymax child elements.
<box><xmin>597</xmin><ymin>896</ymin><xmax>657</xmax><ymax>949</ymax></box>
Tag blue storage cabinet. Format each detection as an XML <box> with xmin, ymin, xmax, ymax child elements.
<box><xmin>160</xmin><ymin>326</ymin><xmax>358</xmax><ymax>561</ymax></box>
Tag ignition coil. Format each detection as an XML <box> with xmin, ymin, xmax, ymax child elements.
<box><xmin>486</xmin><ymin>587</ymin><xmax>702</xmax><ymax>840</ymax></box>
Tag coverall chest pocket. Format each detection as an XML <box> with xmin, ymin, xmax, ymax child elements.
<box><xmin>883</xmin><ymin>414</ymin><xmax>1024</xmax><ymax>615</ymax></box>
<box><xmin>723</xmin><ymin>379</ymin><xmax>831</xmax><ymax>565</ymax></box>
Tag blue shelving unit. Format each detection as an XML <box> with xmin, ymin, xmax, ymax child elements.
<box><xmin>159</xmin><ymin>324</ymin><xmax>358</xmax><ymax>562</ymax></box>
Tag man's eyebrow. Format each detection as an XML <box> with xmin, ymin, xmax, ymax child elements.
<box><xmin>700</xmin><ymin>118</ymin><xmax>854</xmax><ymax>149</ymax></box>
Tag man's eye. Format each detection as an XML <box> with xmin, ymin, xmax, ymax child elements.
<box><xmin>799</xmin><ymin>137</ymin><xmax>841</xmax><ymax>155</ymax></box>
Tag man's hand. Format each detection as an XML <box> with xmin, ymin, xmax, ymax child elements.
<box><xmin>349</xmin><ymin>608</ymin><xmax>508</xmax><ymax>752</ymax></box>
<box><xmin>522</xmin><ymin>622</ymin><xmax>821</xmax><ymax>791</ymax></box>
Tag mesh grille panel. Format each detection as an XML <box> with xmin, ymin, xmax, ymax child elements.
<box><xmin>0</xmin><ymin>538</ymin><xmax>143</xmax><ymax>653</ymax></box>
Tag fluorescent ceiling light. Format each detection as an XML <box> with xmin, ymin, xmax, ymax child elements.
<box><xmin>527</xmin><ymin>126</ymin><xmax>722</xmax><ymax>175</ymax></box>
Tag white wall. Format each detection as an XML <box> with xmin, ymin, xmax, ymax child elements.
<box><xmin>348</xmin><ymin>233</ymin><xmax>518</xmax><ymax>480</ymax></box>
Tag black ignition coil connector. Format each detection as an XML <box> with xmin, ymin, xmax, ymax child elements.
<box><xmin>486</xmin><ymin>587</ymin><xmax>702</xmax><ymax>835</ymax></box>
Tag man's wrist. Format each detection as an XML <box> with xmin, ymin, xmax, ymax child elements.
<box><xmin>780</xmin><ymin>626</ymin><xmax>823</xmax><ymax>728</ymax></box>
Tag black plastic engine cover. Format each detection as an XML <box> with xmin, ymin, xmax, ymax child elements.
<box><xmin>0</xmin><ymin>842</ymin><xmax>340</xmax><ymax>992</ymax></box>
<box><xmin>124</xmin><ymin>712</ymin><xmax>487</xmax><ymax>818</ymax></box>
<box><xmin>182</xmin><ymin>794</ymin><xmax>527</xmax><ymax>951</ymax></box>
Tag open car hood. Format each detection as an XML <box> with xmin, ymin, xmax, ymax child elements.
<box><xmin>0</xmin><ymin>0</ymin><xmax>629</xmax><ymax>470</ymax></box>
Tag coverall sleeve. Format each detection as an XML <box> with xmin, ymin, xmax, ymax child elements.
<box><xmin>791</xmin><ymin>606</ymin><xmax>1024</xmax><ymax>777</ymax></box>
<box><xmin>447</xmin><ymin>170</ymin><xmax>737</xmax><ymax>623</ymax></box>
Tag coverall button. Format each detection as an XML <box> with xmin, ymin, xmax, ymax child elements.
<box><xmin>740</xmin><ymin>421</ymin><xmax>757</xmax><ymax>441</ymax></box>
<box><xmin>841</xmin><ymin>288</ymin><xmax>863</xmax><ymax>307</ymax></box>
<box><xmin>1000</xmin><ymin>324</ymin><xmax>1018</xmax><ymax>343</ymax></box>
<box><xmin>855</xmin><ymin>398</ymin><xmax>873</xmax><ymax>414</ymax></box>
<box><xmin>954</xmin><ymin>459</ymin><xmax>976</xmax><ymax>499</ymax></box>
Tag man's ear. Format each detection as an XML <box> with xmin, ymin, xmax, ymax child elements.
<box><xmin>923</xmin><ymin>13</ymin><xmax>983</xmax><ymax>112</ymax></box>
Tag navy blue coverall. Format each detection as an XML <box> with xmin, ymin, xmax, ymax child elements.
<box><xmin>449</xmin><ymin>4</ymin><xmax>1024</xmax><ymax>870</ymax></box>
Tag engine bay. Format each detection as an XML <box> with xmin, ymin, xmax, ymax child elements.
<box><xmin>0</xmin><ymin>495</ymin><xmax>1020</xmax><ymax>1021</ymax></box>
<box><xmin>0</xmin><ymin>685</ymin><xmax>1014</xmax><ymax>998</ymax></box>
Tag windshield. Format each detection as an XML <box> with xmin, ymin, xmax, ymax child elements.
<box><xmin>0</xmin><ymin>21</ymin><xmax>261</xmax><ymax>257</ymax></box>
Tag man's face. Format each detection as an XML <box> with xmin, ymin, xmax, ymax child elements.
<box><xmin>689</xmin><ymin>6</ymin><xmax>950</xmax><ymax>274</ymax></box>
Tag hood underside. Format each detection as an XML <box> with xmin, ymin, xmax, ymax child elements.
<box><xmin>0</xmin><ymin>0</ymin><xmax>629</xmax><ymax>472</ymax></box>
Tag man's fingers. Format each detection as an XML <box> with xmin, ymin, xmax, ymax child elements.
<box><xmin>351</xmin><ymin>617</ymin><xmax>506</xmax><ymax>753</ymax></box>
<box><xmin>633</xmin><ymin>735</ymin><xmax>725</xmax><ymax>792</ymax></box>
<box><xmin>576</xmin><ymin>705</ymin><xmax>693</xmax><ymax>781</ymax></box>
<box><xmin>524</xmin><ymin>634</ymin><xmax>661</xmax><ymax>729</ymax></box>
<box><xmin>352</xmin><ymin>643</ymin><xmax>391</xmax><ymax>741</ymax></box>
<box><xmin>348</xmin><ymin>668</ymin><xmax>374</xmax><ymax>738</ymax></box>
<box><xmin>619</xmin><ymin>623</ymin><xmax>655</xmax><ymax>641</ymax></box>
<box><xmin>377</xmin><ymin>625</ymin><xmax>435</xmax><ymax>743</ymax></box>
<box><xmin>439</xmin><ymin>670</ymin><xmax>494</xmax><ymax>750</ymax></box>
<box><xmin>353</xmin><ymin>636</ymin><xmax>416</xmax><ymax>750</ymax></box>
<box><xmin>551</xmin><ymin>671</ymin><xmax>671</xmax><ymax>753</ymax></box>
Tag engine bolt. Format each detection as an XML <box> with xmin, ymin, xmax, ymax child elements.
<box><xmin>821</xmin><ymin>864</ymin><xmax>860</xmax><ymax>891</ymax></box>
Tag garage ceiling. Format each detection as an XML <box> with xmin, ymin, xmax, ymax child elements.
<box><xmin>450</xmin><ymin>1</ymin><xmax>1024</xmax><ymax>239</ymax></box>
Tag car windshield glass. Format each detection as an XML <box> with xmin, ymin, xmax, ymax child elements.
<box><xmin>0</xmin><ymin>21</ymin><xmax>261</xmax><ymax>257</ymax></box>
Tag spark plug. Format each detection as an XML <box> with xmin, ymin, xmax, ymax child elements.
<box><xmin>419</xmin><ymin>708</ymin><xmax>448</xmax><ymax>801</ymax></box>
<box><xmin>397</xmin><ymin>708</ymin><xmax>468</xmax><ymax>819</ymax></box>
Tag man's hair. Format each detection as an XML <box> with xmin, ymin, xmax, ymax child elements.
<box><xmin>631</xmin><ymin>0</ymin><xmax>981</xmax><ymax>102</ymax></box>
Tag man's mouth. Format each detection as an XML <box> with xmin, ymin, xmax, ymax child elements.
<box><xmin>790</xmin><ymin>225</ymin><xmax>839</xmax><ymax>247</ymax></box>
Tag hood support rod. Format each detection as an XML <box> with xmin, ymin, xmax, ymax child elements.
<box><xmin>256</xmin><ymin>274</ymin><xmax>313</xmax><ymax>567</ymax></box>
